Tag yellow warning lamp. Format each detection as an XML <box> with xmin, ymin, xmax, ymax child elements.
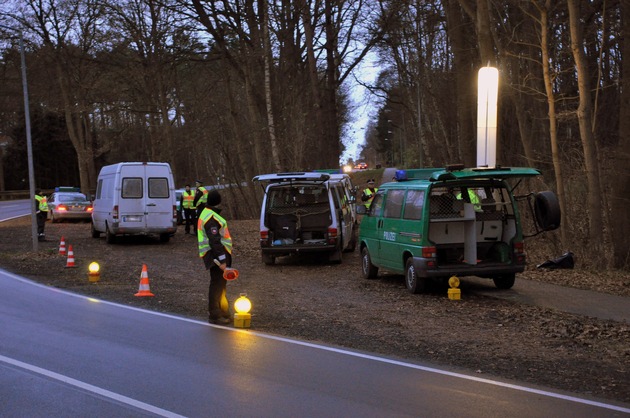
<box><xmin>447</xmin><ymin>275</ymin><xmax>461</xmax><ymax>300</ymax></box>
<box><xmin>233</xmin><ymin>293</ymin><xmax>252</xmax><ymax>328</ymax></box>
<box><xmin>88</xmin><ymin>262</ymin><xmax>100</xmax><ymax>283</ymax></box>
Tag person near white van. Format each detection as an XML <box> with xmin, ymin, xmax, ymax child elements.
<box><xmin>193</xmin><ymin>180</ymin><xmax>208</xmax><ymax>219</ymax></box>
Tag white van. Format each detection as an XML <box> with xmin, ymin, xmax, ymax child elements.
<box><xmin>91</xmin><ymin>162</ymin><xmax>177</xmax><ymax>243</ymax></box>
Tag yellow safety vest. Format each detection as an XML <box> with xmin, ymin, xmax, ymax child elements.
<box><xmin>197</xmin><ymin>186</ymin><xmax>208</xmax><ymax>205</ymax></box>
<box><xmin>182</xmin><ymin>191</ymin><xmax>195</xmax><ymax>209</ymax></box>
<box><xmin>35</xmin><ymin>195</ymin><xmax>49</xmax><ymax>212</ymax></box>
<box><xmin>363</xmin><ymin>188</ymin><xmax>378</xmax><ymax>208</ymax></box>
<box><xmin>197</xmin><ymin>208</ymin><xmax>232</xmax><ymax>257</ymax></box>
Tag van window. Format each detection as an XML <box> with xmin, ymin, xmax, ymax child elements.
<box><xmin>149</xmin><ymin>177</ymin><xmax>170</xmax><ymax>198</ymax></box>
<box><xmin>122</xmin><ymin>178</ymin><xmax>143</xmax><ymax>198</ymax></box>
<box><xmin>367</xmin><ymin>193</ymin><xmax>383</xmax><ymax>216</ymax></box>
<box><xmin>383</xmin><ymin>189</ymin><xmax>405</xmax><ymax>218</ymax></box>
<box><xmin>403</xmin><ymin>190</ymin><xmax>424</xmax><ymax>220</ymax></box>
<box><xmin>96</xmin><ymin>179</ymin><xmax>103</xmax><ymax>199</ymax></box>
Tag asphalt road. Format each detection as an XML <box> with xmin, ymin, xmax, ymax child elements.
<box><xmin>2</xmin><ymin>269</ymin><xmax>630</xmax><ymax>417</ymax></box>
<box><xmin>1</xmin><ymin>200</ymin><xmax>629</xmax><ymax>417</ymax></box>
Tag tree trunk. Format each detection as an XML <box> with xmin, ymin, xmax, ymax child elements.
<box><xmin>567</xmin><ymin>0</ymin><xmax>604</xmax><ymax>249</ymax></box>
<box><xmin>262</xmin><ymin>2</ymin><xmax>282</xmax><ymax>172</ymax></box>
<box><xmin>537</xmin><ymin>0</ymin><xmax>569</xmax><ymax>247</ymax></box>
<box><xmin>611</xmin><ymin>0</ymin><xmax>630</xmax><ymax>268</ymax></box>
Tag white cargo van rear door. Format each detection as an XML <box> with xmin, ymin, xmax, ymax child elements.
<box><xmin>144</xmin><ymin>167</ymin><xmax>174</xmax><ymax>230</ymax></box>
<box><xmin>118</xmin><ymin>164</ymin><xmax>173</xmax><ymax>230</ymax></box>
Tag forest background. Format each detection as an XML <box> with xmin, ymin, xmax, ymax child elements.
<box><xmin>0</xmin><ymin>0</ymin><xmax>628</xmax><ymax>269</ymax></box>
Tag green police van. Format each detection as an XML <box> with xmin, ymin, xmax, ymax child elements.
<box><xmin>357</xmin><ymin>165</ymin><xmax>561</xmax><ymax>293</ymax></box>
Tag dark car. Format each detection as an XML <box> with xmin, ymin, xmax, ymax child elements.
<box><xmin>47</xmin><ymin>187</ymin><xmax>93</xmax><ymax>223</ymax></box>
<box><xmin>355</xmin><ymin>162</ymin><xmax>368</xmax><ymax>170</ymax></box>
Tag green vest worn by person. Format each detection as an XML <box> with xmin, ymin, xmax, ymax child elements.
<box><xmin>182</xmin><ymin>191</ymin><xmax>195</xmax><ymax>209</ymax></box>
<box><xmin>456</xmin><ymin>189</ymin><xmax>481</xmax><ymax>211</ymax></box>
<box><xmin>35</xmin><ymin>195</ymin><xmax>49</xmax><ymax>212</ymax></box>
<box><xmin>363</xmin><ymin>188</ymin><xmax>378</xmax><ymax>209</ymax></box>
<box><xmin>197</xmin><ymin>186</ymin><xmax>208</xmax><ymax>206</ymax></box>
<box><xmin>197</xmin><ymin>208</ymin><xmax>233</xmax><ymax>257</ymax></box>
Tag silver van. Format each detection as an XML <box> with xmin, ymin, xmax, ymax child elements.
<box><xmin>91</xmin><ymin>162</ymin><xmax>177</xmax><ymax>243</ymax></box>
<box><xmin>253</xmin><ymin>172</ymin><xmax>357</xmax><ymax>264</ymax></box>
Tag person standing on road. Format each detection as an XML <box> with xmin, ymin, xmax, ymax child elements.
<box><xmin>361</xmin><ymin>179</ymin><xmax>378</xmax><ymax>209</ymax></box>
<box><xmin>197</xmin><ymin>190</ymin><xmax>233</xmax><ymax>325</ymax></box>
<box><xmin>34</xmin><ymin>189</ymin><xmax>49</xmax><ymax>241</ymax></box>
<box><xmin>193</xmin><ymin>180</ymin><xmax>208</xmax><ymax>220</ymax></box>
<box><xmin>180</xmin><ymin>184</ymin><xmax>197</xmax><ymax>234</ymax></box>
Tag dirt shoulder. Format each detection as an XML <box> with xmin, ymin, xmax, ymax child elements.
<box><xmin>1</xmin><ymin>217</ymin><xmax>629</xmax><ymax>404</ymax></box>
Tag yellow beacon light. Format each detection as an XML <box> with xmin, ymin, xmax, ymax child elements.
<box><xmin>448</xmin><ymin>276</ymin><xmax>461</xmax><ymax>300</ymax></box>
<box><xmin>88</xmin><ymin>262</ymin><xmax>100</xmax><ymax>283</ymax></box>
<box><xmin>234</xmin><ymin>293</ymin><xmax>252</xmax><ymax>328</ymax></box>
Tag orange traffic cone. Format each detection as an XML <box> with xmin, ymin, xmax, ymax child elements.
<box><xmin>59</xmin><ymin>236</ymin><xmax>67</xmax><ymax>256</ymax></box>
<box><xmin>134</xmin><ymin>264</ymin><xmax>154</xmax><ymax>297</ymax></box>
<box><xmin>65</xmin><ymin>245</ymin><xmax>76</xmax><ymax>268</ymax></box>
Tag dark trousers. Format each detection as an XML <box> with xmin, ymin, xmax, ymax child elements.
<box><xmin>183</xmin><ymin>208</ymin><xmax>197</xmax><ymax>233</ymax></box>
<box><xmin>36</xmin><ymin>211</ymin><xmax>47</xmax><ymax>235</ymax></box>
<box><xmin>206</xmin><ymin>253</ymin><xmax>232</xmax><ymax>320</ymax></box>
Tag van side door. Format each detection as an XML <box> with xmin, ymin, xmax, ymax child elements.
<box><xmin>359</xmin><ymin>191</ymin><xmax>385</xmax><ymax>264</ymax></box>
<box><xmin>378</xmin><ymin>189</ymin><xmax>406</xmax><ymax>271</ymax></box>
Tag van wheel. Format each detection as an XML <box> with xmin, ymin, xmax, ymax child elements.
<box><xmin>405</xmin><ymin>258</ymin><xmax>426</xmax><ymax>294</ymax></box>
<box><xmin>105</xmin><ymin>225</ymin><xmax>117</xmax><ymax>244</ymax></box>
<box><xmin>493</xmin><ymin>274</ymin><xmax>515</xmax><ymax>289</ymax></box>
<box><xmin>159</xmin><ymin>233</ymin><xmax>170</xmax><ymax>243</ymax></box>
<box><xmin>534</xmin><ymin>191</ymin><xmax>561</xmax><ymax>231</ymax></box>
<box><xmin>361</xmin><ymin>247</ymin><xmax>378</xmax><ymax>279</ymax></box>
<box><xmin>91</xmin><ymin>223</ymin><xmax>100</xmax><ymax>238</ymax></box>
<box><xmin>345</xmin><ymin>227</ymin><xmax>357</xmax><ymax>253</ymax></box>
<box><xmin>262</xmin><ymin>253</ymin><xmax>275</xmax><ymax>265</ymax></box>
<box><xmin>329</xmin><ymin>248</ymin><xmax>342</xmax><ymax>264</ymax></box>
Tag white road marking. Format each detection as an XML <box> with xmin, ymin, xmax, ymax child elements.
<box><xmin>2</xmin><ymin>269</ymin><xmax>630</xmax><ymax>414</ymax></box>
<box><xmin>0</xmin><ymin>354</ymin><xmax>187</xmax><ymax>418</ymax></box>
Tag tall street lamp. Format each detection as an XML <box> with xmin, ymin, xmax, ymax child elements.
<box><xmin>1</xmin><ymin>25</ymin><xmax>38</xmax><ymax>251</ymax></box>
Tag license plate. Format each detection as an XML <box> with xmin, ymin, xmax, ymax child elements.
<box><xmin>122</xmin><ymin>215</ymin><xmax>142</xmax><ymax>222</ymax></box>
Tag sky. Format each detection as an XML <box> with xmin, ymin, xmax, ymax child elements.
<box><xmin>340</xmin><ymin>52</ymin><xmax>381</xmax><ymax>164</ymax></box>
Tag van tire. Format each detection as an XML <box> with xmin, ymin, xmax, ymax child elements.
<box><xmin>91</xmin><ymin>223</ymin><xmax>100</xmax><ymax>238</ymax></box>
<box><xmin>105</xmin><ymin>225</ymin><xmax>117</xmax><ymax>244</ymax></box>
<box><xmin>534</xmin><ymin>191</ymin><xmax>561</xmax><ymax>231</ymax></box>
<box><xmin>262</xmin><ymin>253</ymin><xmax>275</xmax><ymax>265</ymax></box>
<box><xmin>361</xmin><ymin>247</ymin><xmax>378</xmax><ymax>279</ymax></box>
<box><xmin>405</xmin><ymin>258</ymin><xmax>426</xmax><ymax>294</ymax></box>
<box><xmin>329</xmin><ymin>248</ymin><xmax>342</xmax><ymax>264</ymax></box>
<box><xmin>159</xmin><ymin>233</ymin><xmax>170</xmax><ymax>243</ymax></box>
<box><xmin>345</xmin><ymin>227</ymin><xmax>357</xmax><ymax>253</ymax></box>
<box><xmin>493</xmin><ymin>274</ymin><xmax>516</xmax><ymax>289</ymax></box>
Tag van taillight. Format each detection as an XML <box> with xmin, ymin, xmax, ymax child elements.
<box><xmin>514</xmin><ymin>241</ymin><xmax>526</xmax><ymax>264</ymax></box>
<box><xmin>172</xmin><ymin>205</ymin><xmax>177</xmax><ymax>219</ymax></box>
<box><xmin>260</xmin><ymin>230</ymin><xmax>269</xmax><ymax>246</ymax></box>
<box><xmin>112</xmin><ymin>205</ymin><xmax>118</xmax><ymax>220</ymax></box>
<box><xmin>327</xmin><ymin>228</ymin><xmax>338</xmax><ymax>245</ymax></box>
<box><xmin>422</xmin><ymin>246</ymin><xmax>436</xmax><ymax>258</ymax></box>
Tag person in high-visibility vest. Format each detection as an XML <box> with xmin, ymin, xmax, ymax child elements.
<box><xmin>180</xmin><ymin>184</ymin><xmax>197</xmax><ymax>234</ymax></box>
<box><xmin>456</xmin><ymin>188</ymin><xmax>482</xmax><ymax>212</ymax></box>
<box><xmin>34</xmin><ymin>189</ymin><xmax>49</xmax><ymax>241</ymax></box>
<box><xmin>361</xmin><ymin>179</ymin><xmax>378</xmax><ymax>209</ymax></box>
<box><xmin>193</xmin><ymin>180</ymin><xmax>208</xmax><ymax>219</ymax></box>
<box><xmin>197</xmin><ymin>189</ymin><xmax>233</xmax><ymax>325</ymax></box>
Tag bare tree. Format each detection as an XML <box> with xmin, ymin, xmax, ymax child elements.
<box><xmin>567</xmin><ymin>0</ymin><xmax>604</xmax><ymax>248</ymax></box>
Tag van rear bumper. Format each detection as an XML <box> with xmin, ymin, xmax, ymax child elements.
<box><xmin>413</xmin><ymin>258</ymin><xmax>525</xmax><ymax>279</ymax></box>
<box><xmin>262</xmin><ymin>243</ymin><xmax>337</xmax><ymax>255</ymax></box>
<box><xmin>111</xmin><ymin>226</ymin><xmax>177</xmax><ymax>235</ymax></box>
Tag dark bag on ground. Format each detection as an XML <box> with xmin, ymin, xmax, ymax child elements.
<box><xmin>536</xmin><ymin>251</ymin><xmax>575</xmax><ymax>269</ymax></box>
